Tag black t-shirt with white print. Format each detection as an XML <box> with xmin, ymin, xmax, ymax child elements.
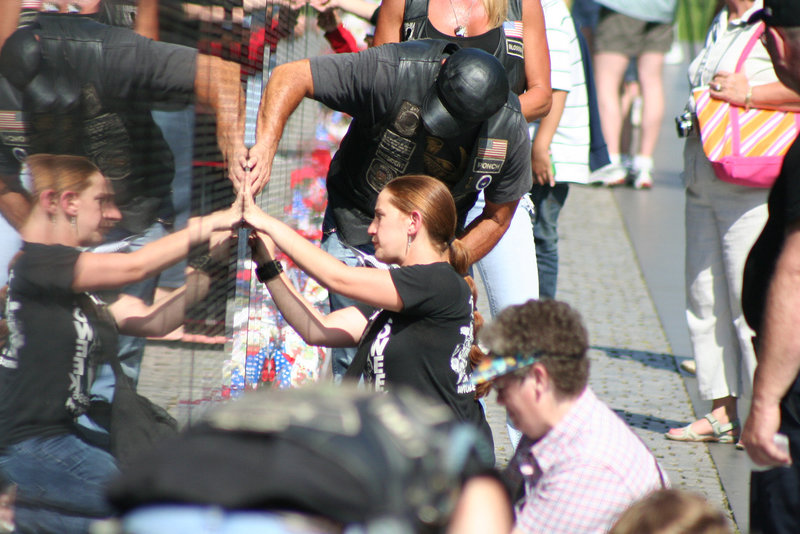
<box><xmin>356</xmin><ymin>262</ymin><xmax>492</xmax><ymax>444</ymax></box>
<box><xmin>0</xmin><ymin>243</ymin><xmax>113</xmax><ymax>450</ymax></box>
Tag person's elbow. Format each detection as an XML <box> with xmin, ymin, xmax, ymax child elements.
<box><xmin>485</xmin><ymin>200</ymin><xmax>518</xmax><ymax>228</ymax></box>
<box><xmin>522</xmin><ymin>86</ymin><xmax>552</xmax><ymax>122</ymax></box>
<box><xmin>194</xmin><ymin>54</ymin><xmax>241</xmax><ymax>99</ymax></box>
<box><xmin>113</xmin><ymin>300</ymin><xmax>164</xmax><ymax>337</ymax></box>
<box><xmin>541</xmin><ymin>90</ymin><xmax>553</xmax><ymax>117</ymax></box>
<box><xmin>537</xmin><ymin>86</ymin><xmax>553</xmax><ymax>116</ymax></box>
<box><xmin>299</xmin><ymin>322</ymin><xmax>356</xmax><ymax>348</ymax></box>
<box><xmin>271</xmin><ymin>60</ymin><xmax>314</xmax><ymax>96</ymax></box>
<box><xmin>299</xmin><ymin>325</ymin><xmax>329</xmax><ymax>346</ymax></box>
<box><xmin>122</xmin><ymin>253</ymin><xmax>157</xmax><ymax>284</ymax></box>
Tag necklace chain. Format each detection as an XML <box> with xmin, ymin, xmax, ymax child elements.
<box><xmin>448</xmin><ymin>0</ymin><xmax>478</xmax><ymax>37</ymax></box>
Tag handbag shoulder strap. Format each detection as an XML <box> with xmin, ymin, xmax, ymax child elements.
<box><xmin>77</xmin><ymin>293</ymin><xmax>129</xmax><ymax>383</ymax></box>
<box><xmin>344</xmin><ymin>311</ymin><xmax>389</xmax><ymax>382</ymax></box>
<box><xmin>735</xmin><ymin>22</ymin><xmax>764</xmax><ymax>74</ymax></box>
<box><xmin>729</xmin><ymin>22</ymin><xmax>785</xmax><ymax>156</ymax></box>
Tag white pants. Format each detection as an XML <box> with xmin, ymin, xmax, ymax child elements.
<box><xmin>466</xmin><ymin>193</ymin><xmax>538</xmax><ymax>451</ymax></box>
<box><xmin>466</xmin><ymin>193</ymin><xmax>539</xmax><ymax>317</ymax></box>
<box><xmin>684</xmin><ymin>137</ymin><xmax>768</xmax><ymax>402</ymax></box>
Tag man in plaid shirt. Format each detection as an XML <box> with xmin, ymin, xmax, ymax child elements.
<box><xmin>472</xmin><ymin>300</ymin><xmax>667</xmax><ymax>533</ymax></box>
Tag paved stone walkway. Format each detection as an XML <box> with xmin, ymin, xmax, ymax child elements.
<box><xmin>138</xmin><ymin>183</ymin><xmax>738</xmax><ymax>529</ymax></box>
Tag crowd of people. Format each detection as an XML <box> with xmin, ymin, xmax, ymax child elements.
<box><xmin>1</xmin><ymin>0</ymin><xmax>800</xmax><ymax>532</ymax></box>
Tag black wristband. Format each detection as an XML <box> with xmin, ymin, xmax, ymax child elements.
<box><xmin>255</xmin><ymin>260</ymin><xmax>283</xmax><ymax>283</ymax></box>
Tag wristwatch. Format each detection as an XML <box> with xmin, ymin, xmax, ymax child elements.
<box><xmin>255</xmin><ymin>260</ymin><xmax>284</xmax><ymax>283</ymax></box>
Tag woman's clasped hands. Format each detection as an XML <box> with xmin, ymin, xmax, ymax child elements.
<box><xmin>239</xmin><ymin>178</ymin><xmax>279</xmax><ymax>238</ymax></box>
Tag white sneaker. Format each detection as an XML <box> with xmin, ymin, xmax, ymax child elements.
<box><xmin>633</xmin><ymin>168</ymin><xmax>653</xmax><ymax>189</ymax></box>
<box><xmin>590</xmin><ymin>163</ymin><xmax>628</xmax><ymax>187</ymax></box>
<box><xmin>664</xmin><ymin>40</ymin><xmax>684</xmax><ymax>65</ymax></box>
<box><xmin>621</xmin><ymin>154</ymin><xmax>634</xmax><ymax>172</ymax></box>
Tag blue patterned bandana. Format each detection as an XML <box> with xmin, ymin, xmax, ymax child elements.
<box><xmin>471</xmin><ymin>353</ymin><xmax>541</xmax><ymax>385</ymax></box>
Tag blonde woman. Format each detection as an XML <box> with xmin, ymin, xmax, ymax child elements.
<box><xmin>374</xmin><ymin>0</ymin><xmax>552</xmax><ymax>122</ymax></box>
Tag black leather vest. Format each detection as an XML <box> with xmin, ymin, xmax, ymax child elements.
<box><xmin>327</xmin><ymin>40</ymin><xmax>523</xmax><ymax>246</ymax></box>
<box><xmin>0</xmin><ymin>76</ymin><xmax>28</xmax><ymax>184</ymax></box>
<box><xmin>401</xmin><ymin>0</ymin><xmax>526</xmax><ymax>95</ymax></box>
<box><xmin>2</xmin><ymin>14</ymin><xmax>173</xmax><ymax>233</ymax></box>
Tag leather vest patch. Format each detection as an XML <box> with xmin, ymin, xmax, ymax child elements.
<box><xmin>366</xmin><ymin>101</ymin><xmax>422</xmax><ymax>192</ymax></box>
<box><xmin>503</xmin><ymin>21</ymin><xmax>524</xmax><ymax>59</ymax></box>
<box><xmin>472</xmin><ymin>138</ymin><xmax>507</xmax><ymax>174</ymax></box>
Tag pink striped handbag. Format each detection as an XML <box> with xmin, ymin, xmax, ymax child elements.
<box><xmin>694</xmin><ymin>22</ymin><xmax>800</xmax><ymax>188</ymax></box>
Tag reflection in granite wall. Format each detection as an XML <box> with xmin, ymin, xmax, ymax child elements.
<box><xmin>137</xmin><ymin>6</ymin><xmax>344</xmax><ymax>425</ymax></box>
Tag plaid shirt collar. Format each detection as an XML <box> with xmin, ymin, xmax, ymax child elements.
<box><xmin>525</xmin><ymin>387</ymin><xmax>594</xmax><ymax>474</ymax></box>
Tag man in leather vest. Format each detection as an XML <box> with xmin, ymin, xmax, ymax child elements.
<box><xmin>0</xmin><ymin>76</ymin><xmax>26</xmax><ymax>292</ymax></box>
<box><xmin>0</xmin><ymin>2</ymin><xmax>247</xmax><ymax>229</ymax></box>
<box><xmin>248</xmin><ymin>41</ymin><xmax>532</xmax><ymax>377</ymax></box>
<box><xmin>0</xmin><ymin>77</ymin><xmax>27</xmax><ymax>234</ymax></box>
<box><xmin>0</xmin><ymin>0</ymin><xmax>247</xmax><ymax>442</ymax></box>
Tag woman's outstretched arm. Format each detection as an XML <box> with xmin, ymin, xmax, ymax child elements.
<box><xmin>71</xmin><ymin>190</ymin><xmax>243</xmax><ymax>293</ymax></box>
<box><xmin>251</xmin><ymin>232</ymin><xmax>368</xmax><ymax>347</ymax></box>
<box><xmin>109</xmin><ymin>231</ymin><xmax>234</xmax><ymax>337</ymax></box>
<box><xmin>519</xmin><ymin>0</ymin><xmax>552</xmax><ymax>121</ymax></box>
<box><xmin>372</xmin><ymin>0</ymin><xmax>404</xmax><ymax>45</ymax></box>
<box><xmin>243</xmin><ymin>184</ymin><xmax>404</xmax><ymax>312</ymax></box>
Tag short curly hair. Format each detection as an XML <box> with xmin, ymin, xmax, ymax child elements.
<box><xmin>479</xmin><ymin>300</ymin><xmax>589</xmax><ymax>396</ymax></box>
<box><xmin>610</xmin><ymin>489</ymin><xmax>731</xmax><ymax>534</ymax></box>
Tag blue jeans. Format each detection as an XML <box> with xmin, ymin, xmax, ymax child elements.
<box><xmin>571</xmin><ymin>0</ymin><xmax>600</xmax><ymax>30</ymax></box>
<box><xmin>77</xmin><ymin>221</ymin><xmax>168</xmax><ymax>445</ymax></box>
<box><xmin>465</xmin><ymin>192</ymin><xmax>539</xmax><ymax>318</ymax></box>
<box><xmin>530</xmin><ymin>184</ymin><xmax>570</xmax><ymax>299</ymax></box>
<box><xmin>0</xmin><ymin>434</ymin><xmax>118</xmax><ymax>532</ymax></box>
<box><xmin>466</xmin><ymin>193</ymin><xmax>539</xmax><ymax>448</ymax></box>
<box><xmin>122</xmin><ymin>506</ymin><xmax>332</xmax><ymax>533</ymax></box>
<box><xmin>750</xmin><ymin>383</ymin><xmax>800</xmax><ymax>534</ymax></box>
<box><xmin>320</xmin><ymin>209</ymin><xmax>375</xmax><ymax>380</ymax></box>
<box><xmin>0</xmin><ymin>216</ymin><xmax>20</xmax><ymax>287</ymax></box>
<box><xmin>152</xmin><ymin>106</ymin><xmax>195</xmax><ymax>289</ymax></box>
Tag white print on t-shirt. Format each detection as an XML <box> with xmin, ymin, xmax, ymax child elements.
<box><xmin>1</xmin><ymin>282</ymin><xmax>20</xmax><ymax>369</ymax></box>
<box><xmin>65</xmin><ymin>307</ymin><xmax>92</xmax><ymax>415</ymax></box>
<box><xmin>370</xmin><ymin>318</ymin><xmax>392</xmax><ymax>392</ymax></box>
<box><xmin>451</xmin><ymin>296</ymin><xmax>476</xmax><ymax>395</ymax></box>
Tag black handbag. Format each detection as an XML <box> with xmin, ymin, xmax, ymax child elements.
<box><xmin>106</xmin><ymin>345</ymin><xmax>178</xmax><ymax>466</ymax></box>
<box><xmin>79</xmin><ymin>294</ymin><xmax>178</xmax><ymax>466</ymax></box>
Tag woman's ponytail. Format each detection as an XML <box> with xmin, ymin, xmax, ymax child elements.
<box><xmin>448</xmin><ymin>237</ymin><xmax>471</xmax><ymax>275</ymax></box>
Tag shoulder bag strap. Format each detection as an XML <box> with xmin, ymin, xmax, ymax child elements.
<box><xmin>79</xmin><ymin>293</ymin><xmax>130</xmax><ymax>384</ymax></box>
<box><xmin>730</xmin><ymin>23</ymin><xmax>766</xmax><ymax>156</ymax></box>
<box><xmin>343</xmin><ymin>312</ymin><xmax>390</xmax><ymax>381</ymax></box>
